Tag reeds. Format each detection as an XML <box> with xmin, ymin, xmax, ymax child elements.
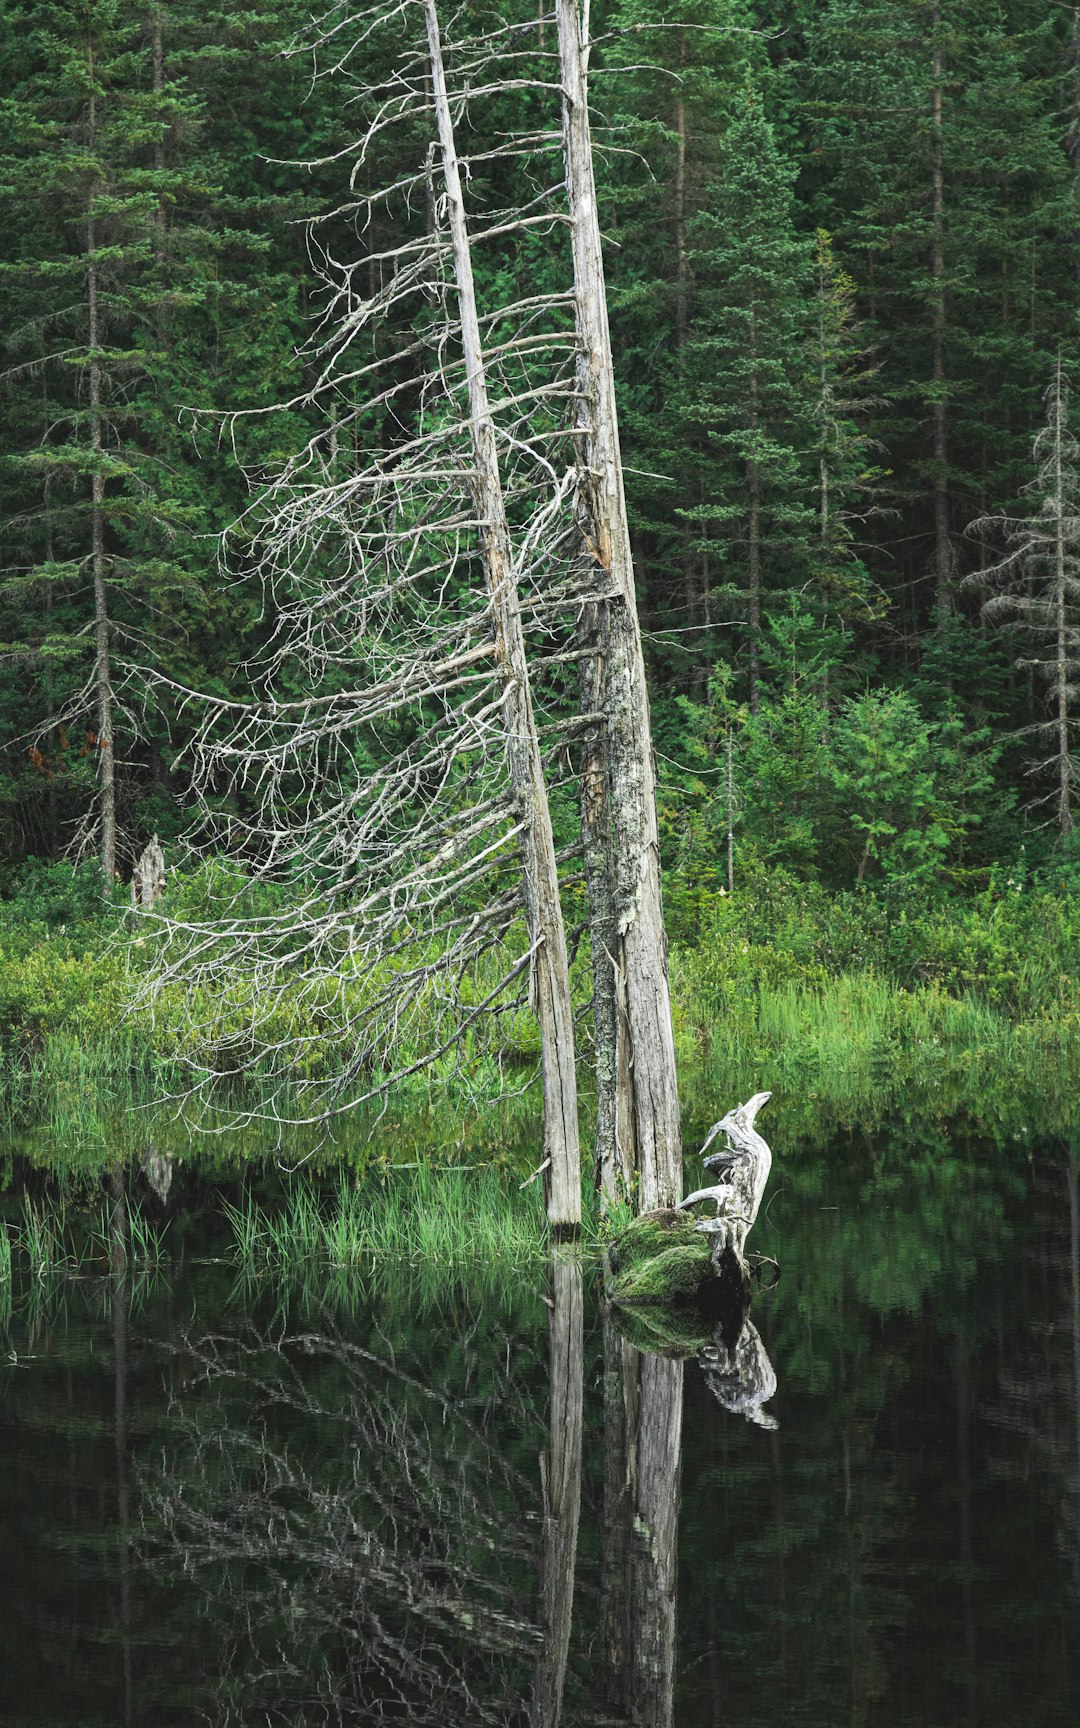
<box><xmin>223</xmin><ymin>1162</ymin><xmax>580</xmax><ymax>1275</ymax></box>
<box><xmin>0</xmin><ymin>1192</ymin><xmax>168</xmax><ymax>1279</ymax></box>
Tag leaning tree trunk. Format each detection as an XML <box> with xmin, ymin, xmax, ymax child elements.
<box><xmin>426</xmin><ymin>0</ymin><xmax>582</xmax><ymax>1228</ymax></box>
<box><xmin>557</xmin><ymin>0</ymin><xmax>681</xmax><ymax>1213</ymax></box>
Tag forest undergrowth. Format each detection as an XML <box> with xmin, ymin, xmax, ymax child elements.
<box><xmin>0</xmin><ymin>857</ymin><xmax>1076</xmax><ymax>1178</ymax></box>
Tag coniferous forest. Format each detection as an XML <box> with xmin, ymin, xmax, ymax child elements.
<box><xmin>3</xmin><ymin>0</ymin><xmax>1080</xmax><ymax>1166</ymax></box>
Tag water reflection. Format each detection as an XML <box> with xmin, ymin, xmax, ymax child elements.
<box><xmin>531</xmin><ymin>1257</ymin><xmax>583</xmax><ymax>1727</ymax></box>
<box><xmin>4</xmin><ymin>1138</ymin><xmax>1080</xmax><ymax>1724</ymax></box>
<box><xmin>145</xmin><ymin>1305</ymin><xmax>545</xmax><ymax>1723</ymax></box>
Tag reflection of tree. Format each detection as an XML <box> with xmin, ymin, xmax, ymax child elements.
<box><xmin>600</xmin><ymin>1317</ymin><xmax>683</xmax><ymax>1728</ymax></box>
<box><xmin>531</xmin><ymin>1257</ymin><xmax>584</xmax><ymax>1728</ymax></box>
<box><xmin>984</xmin><ymin>1148</ymin><xmax>1080</xmax><ymax>1591</ymax></box>
<box><xmin>143</xmin><ymin>1312</ymin><xmax>549</xmax><ymax>1724</ymax></box>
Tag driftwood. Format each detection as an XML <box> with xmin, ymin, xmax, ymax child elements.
<box><xmin>679</xmin><ymin>1090</ymin><xmax>773</xmax><ymax>1267</ymax></box>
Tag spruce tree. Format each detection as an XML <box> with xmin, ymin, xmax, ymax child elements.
<box><xmin>681</xmin><ymin>74</ymin><xmax>813</xmax><ymax>712</ymax></box>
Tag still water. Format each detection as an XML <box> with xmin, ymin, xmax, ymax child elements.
<box><xmin>1</xmin><ymin>1132</ymin><xmax>1078</xmax><ymax>1726</ymax></box>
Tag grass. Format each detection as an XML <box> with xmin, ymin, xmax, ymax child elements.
<box><xmin>0</xmin><ymin>1191</ymin><xmax>169</xmax><ymax>1280</ymax></box>
<box><xmin>675</xmin><ymin>967</ymin><xmax>1080</xmax><ymax>1147</ymax></box>
<box><xmin>0</xmin><ymin>1223</ymin><xmax>11</xmax><ymax>1331</ymax></box>
<box><xmin>222</xmin><ymin>1162</ymin><xmax>603</xmax><ymax>1276</ymax></box>
<box><xmin>5</xmin><ymin>862</ymin><xmax>1080</xmax><ymax>1182</ymax></box>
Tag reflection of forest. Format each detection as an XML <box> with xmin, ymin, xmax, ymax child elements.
<box><xmin>1</xmin><ymin>1140</ymin><xmax>1080</xmax><ymax>1726</ymax></box>
<box><xmin>677</xmin><ymin>1141</ymin><xmax>1080</xmax><ymax>1728</ymax></box>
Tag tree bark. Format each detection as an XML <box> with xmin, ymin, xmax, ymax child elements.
<box><xmin>425</xmin><ymin>0</ymin><xmax>581</xmax><ymax>1227</ymax></box>
<box><xmin>557</xmin><ymin>0</ymin><xmax>682</xmax><ymax>1212</ymax></box>
<box><xmin>747</xmin><ymin>304</ymin><xmax>762</xmax><ymax>715</ymax></box>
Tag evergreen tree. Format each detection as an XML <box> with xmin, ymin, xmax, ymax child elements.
<box><xmin>0</xmin><ymin>0</ymin><xmax>322</xmax><ymax>879</ymax></box>
<box><xmin>681</xmin><ymin>74</ymin><xmax>813</xmax><ymax>713</ymax></box>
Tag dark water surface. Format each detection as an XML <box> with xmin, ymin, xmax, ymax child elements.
<box><xmin>2</xmin><ymin>1134</ymin><xmax>1079</xmax><ymax>1726</ymax></box>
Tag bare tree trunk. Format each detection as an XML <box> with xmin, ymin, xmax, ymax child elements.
<box><xmin>673</xmin><ymin>33</ymin><xmax>705</xmax><ymax>684</ymax></box>
<box><xmin>931</xmin><ymin>4</ymin><xmax>951</xmax><ymax>627</ymax></box>
<box><xmin>557</xmin><ymin>0</ymin><xmax>681</xmax><ymax>1212</ymax></box>
<box><xmin>86</xmin><ymin>52</ymin><xmax>117</xmax><ymax>886</ymax></box>
<box><xmin>1052</xmin><ymin>357</ymin><xmax>1074</xmax><ymax>835</ymax></box>
<box><xmin>425</xmin><ymin>0</ymin><xmax>581</xmax><ymax>1227</ymax></box>
<box><xmin>747</xmin><ymin>310</ymin><xmax>762</xmax><ymax>716</ymax></box>
<box><xmin>530</xmin><ymin>1255</ymin><xmax>584</xmax><ymax>1727</ymax></box>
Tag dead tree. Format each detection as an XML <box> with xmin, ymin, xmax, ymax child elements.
<box><xmin>142</xmin><ymin>0</ymin><xmax>681</xmax><ymax>1220</ymax></box>
<box><xmin>966</xmin><ymin>355</ymin><xmax>1080</xmax><ymax>835</ymax></box>
<box><xmin>142</xmin><ymin>0</ymin><xmax>590</xmax><ymax>1224</ymax></box>
<box><xmin>424</xmin><ymin>0</ymin><xmax>581</xmax><ymax>1224</ymax></box>
<box><xmin>558</xmin><ymin>0</ymin><xmax>682</xmax><ymax>1210</ymax></box>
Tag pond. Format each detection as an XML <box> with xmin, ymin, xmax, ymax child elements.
<box><xmin>1</xmin><ymin>1125</ymin><xmax>1078</xmax><ymax>1726</ymax></box>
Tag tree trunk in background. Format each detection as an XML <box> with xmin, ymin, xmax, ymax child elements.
<box><xmin>426</xmin><ymin>0</ymin><xmax>582</xmax><ymax>1228</ymax></box>
<box><xmin>931</xmin><ymin>3</ymin><xmax>951</xmax><ymax>627</ymax></box>
<box><xmin>86</xmin><ymin>51</ymin><xmax>117</xmax><ymax>887</ymax></box>
<box><xmin>558</xmin><ymin>0</ymin><xmax>682</xmax><ymax>1212</ymax></box>
<box><xmin>747</xmin><ymin>309</ymin><xmax>762</xmax><ymax>715</ymax></box>
<box><xmin>1051</xmin><ymin>357</ymin><xmax>1074</xmax><ymax>835</ymax></box>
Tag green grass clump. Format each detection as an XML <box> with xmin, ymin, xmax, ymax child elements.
<box><xmin>224</xmin><ymin>1162</ymin><xmax>555</xmax><ymax>1275</ymax></box>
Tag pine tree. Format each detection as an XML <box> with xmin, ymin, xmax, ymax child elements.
<box><xmin>0</xmin><ymin>0</ymin><xmax>321</xmax><ymax>878</ymax></box>
<box><xmin>0</xmin><ymin>0</ymin><xmax>215</xmax><ymax>880</ymax></box>
<box><xmin>682</xmin><ymin>74</ymin><xmax>813</xmax><ymax>713</ymax></box>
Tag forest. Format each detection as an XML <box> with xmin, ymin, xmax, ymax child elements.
<box><xmin>2</xmin><ymin>0</ymin><xmax>1080</xmax><ymax>1181</ymax></box>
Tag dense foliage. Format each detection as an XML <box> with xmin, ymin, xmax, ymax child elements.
<box><xmin>2</xmin><ymin>2</ymin><xmax>1080</xmax><ymax>926</ymax></box>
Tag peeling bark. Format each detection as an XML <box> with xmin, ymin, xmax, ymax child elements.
<box><xmin>557</xmin><ymin>0</ymin><xmax>681</xmax><ymax>1211</ymax></box>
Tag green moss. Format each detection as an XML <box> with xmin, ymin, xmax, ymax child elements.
<box><xmin>606</xmin><ymin>1207</ymin><xmax>713</xmax><ymax>1307</ymax></box>
<box><xmin>609</xmin><ymin>1301</ymin><xmax>715</xmax><ymax>1356</ymax></box>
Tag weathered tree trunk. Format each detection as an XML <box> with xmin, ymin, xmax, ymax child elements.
<box><xmin>131</xmin><ymin>833</ymin><xmax>166</xmax><ymax>909</ymax></box>
<box><xmin>557</xmin><ymin>0</ymin><xmax>681</xmax><ymax>1213</ymax></box>
<box><xmin>426</xmin><ymin>0</ymin><xmax>581</xmax><ymax>1227</ymax></box>
<box><xmin>530</xmin><ymin>1255</ymin><xmax>584</xmax><ymax>1727</ymax></box>
<box><xmin>86</xmin><ymin>54</ymin><xmax>117</xmax><ymax>886</ymax></box>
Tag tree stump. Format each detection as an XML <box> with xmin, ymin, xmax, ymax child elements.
<box><xmin>131</xmin><ymin>833</ymin><xmax>165</xmax><ymax>910</ymax></box>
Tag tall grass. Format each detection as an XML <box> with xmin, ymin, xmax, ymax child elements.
<box><xmin>0</xmin><ymin>1192</ymin><xmax>169</xmax><ymax>1279</ymax></box>
<box><xmin>222</xmin><ymin>1163</ymin><xmax>591</xmax><ymax>1276</ymax></box>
